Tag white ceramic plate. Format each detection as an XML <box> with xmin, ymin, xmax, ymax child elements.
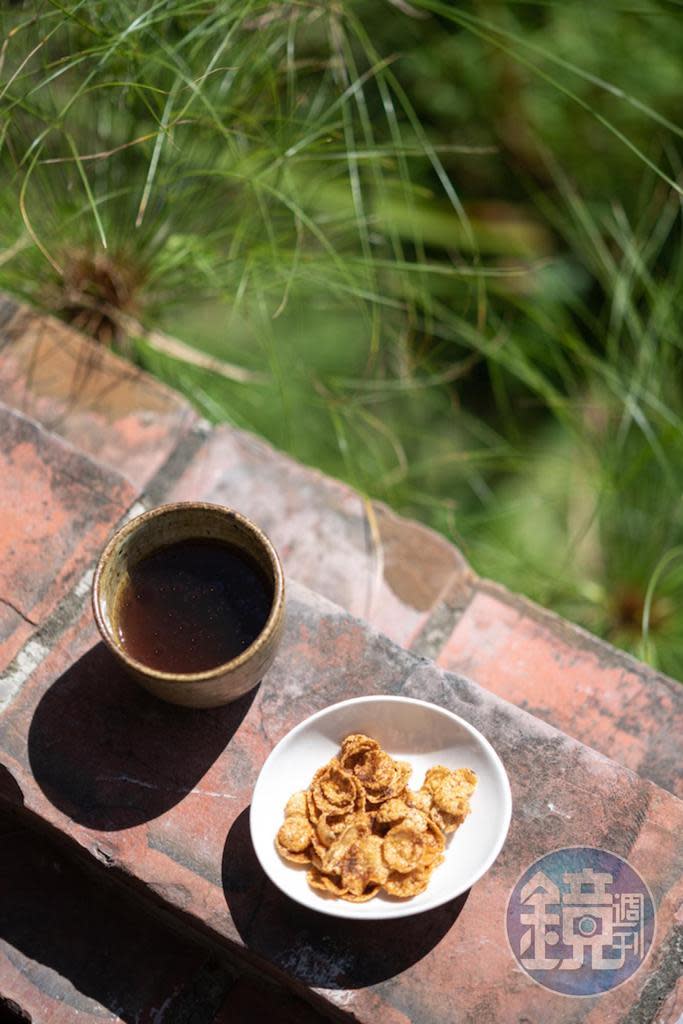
<box><xmin>250</xmin><ymin>695</ymin><xmax>512</xmax><ymax>919</ymax></box>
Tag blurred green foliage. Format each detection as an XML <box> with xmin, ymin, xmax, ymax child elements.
<box><xmin>1</xmin><ymin>1</ymin><xmax>682</xmax><ymax>676</ymax></box>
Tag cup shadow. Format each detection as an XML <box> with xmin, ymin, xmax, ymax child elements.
<box><xmin>0</xmin><ymin>764</ymin><xmax>24</xmax><ymax>810</ymax></box>
<box><xmin>222</xmin><ymin>807</ymin><xmax>469</xmax><ymax>989</ymax></box>
<box><xmin>28</xmin><ymin>642</ymin><xmax>257</xmax><ymax>830</ymax></box>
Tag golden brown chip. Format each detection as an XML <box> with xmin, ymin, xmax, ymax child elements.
<box><xmin>428</xmin><ymin>803</ymin><xmax>463</xmax><ymax>835</ymax></box>
<box><xmin>275</xmin><ymin>814</ymin><xmax>313</xmax><ymax>863</ymax></box>
<box><xmin>384</xmin><ymin>865</ymin><xmax>435</xmax><ymax>898</ymax></box>
<box><xmin>315</xmin><ymin>810</ymin><xmax>349</xmax><ymax>847</ymax></box>
<box><xmin>423</xmin><ymin>765</ymin><xmax>451</xmax><ymax>789</ymax></box>
<box><xmin>374</xmin><ymin>797</ymin><xmax>409</xmax><ymax>830</ymax></box>
<box><xmin>341</xmin><ymin>739</ymin><xmax>393</xmax><ymax>787</ymax></box>
<box><xmin>402</xmin><ymin>807</ymin><xmax>431</xmax><ymax>832</ymax></box>
<box><xmin>284</xmin><ymin>791</ymin><xmax>308</xmax><ymax>818</ymax></box>
<box><xmin>383</xmin><ymin>823</ymin><xmax>426</xmax><ymax>873</ymax></box>
<box><xmin>309</xmin><ymin>837</ymin><xmax>326</xmax><ymax>866</ymax></box>
<box><xmin>382</xmin><ymin>759</ymin><xmax>412</xmax><ymax>803</ymax></box>
<box><xmin>420</xmin><ymin>817</ymin><xmax>446</xmax><ymax>866</ymax></box>
<box><xmin>406</xmin><ymin>788</ymin><xmax>433</xmax><ymax>814</ymax></box>
<box><xmin>311</xmin><ymin>760</ymin><xmax>364</xmax><ymax>815</ymax></box>
<box><xmin>340</xmin><ymin>835</ymin><xmax>389</xmax><ymax>895</ymax></box>
<box><xmin>430</xmin><ymin>768</ymin><xmax>477</xmax><ymax>816</ymax></box>
<box><xmin>321</xmin><ymin>818</ymin><xmax>373</xmax><ymax>876</ymax></box>
<box><xmin>365</xmin><ymin>755</ymin><xmax>412</xmax><ymax>805</ymax></box>
<box><xmin>357</xmin><ymin>749</ymin><xmax>394</xmax><ymax>787</ymax></box>
<box><xmin>409</xmin><ymin>789</ymin><xmax>461</xmax><ymax>833</ymax></box>
<box><xmin>277</xmin><ymin>814</ymin><xmax>312</xmax><ymax>852</ymax></box>
<box><xmin>305</xmin><ymin>789</ymin><xmax>319</xmax><ymax>823</ymax></box>
<box><xmin>316</xmin><ymin>809</ymin><xmax>369</xmax><ymax>848</ymax></box>
<box><xmin>308</xmin><ymin>863</ymin><xmax>381</xmax><ymax>903</ymax></box>
<box><xmin>307</xmin><ymin>866</ymin><xmax>348</xmax><ymax>897</ymax></box>
<box><xmin>423</xmin><ymin>765</ymin><xmax>477</xmax><ymax>829</ymax></box>
<box><xmin>424</xmin><ymin>765</ymin><xmax>475</xmax><ymax>800</ymax></box>
<box><xmin>456</xmin><ymin>766</ymin><xmax>478</xmax><ymax>792</ymax></box>
<box><xmin>339</xmin><ymin>734</ymin><xmax>380</xmax><ymax>764</ymax></box>
<box><xmin>343</xmin><ymin>884</ymin><xmax>382</xmax><ymax>902</ymax></box>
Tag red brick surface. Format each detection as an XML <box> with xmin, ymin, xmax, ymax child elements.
<box><xmin>438</xmin><ymin>581</ymin><xmax>683</xmax><ymax>798</ymax></box>
<box><xmin>0</xmin><ymin>404</ymin><xmax>135</xmax><ymax>672</ymax></box>
<box><xmin>0</xmin><ymin>300</ymin><xmax>197</xmax><ymax>490</ymax></box>
<box><xmin>0</xmin><ymin>581</ymin><xmax>681</xmax><ymax>1024</ymax></box>
<box><xmin>166</xmin><ymin>425</ymin><xmax>472</xmax><ymax>647</ymax></box>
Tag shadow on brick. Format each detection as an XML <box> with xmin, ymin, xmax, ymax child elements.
<box><xmin>0</xmin><ymin>810</ymin><xmax>210</xmax><ymax>1021</ymax></box>
<box><xmin>27</xmin><ymin>642</ymin><xmax>257</xmax><ymax>830</ymax></box>
<box><xmin>222</xmin><ymin>807</ymin><xmax>469</xmax><ymax>989</ymax></box>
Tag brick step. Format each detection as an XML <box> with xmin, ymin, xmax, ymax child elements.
<box><xmin>1</xmin><ymin>293</ymin><xmax>681</xmax><ymax>798</ymax></box>
<box><xmin>0</xmin><ymin>579</ymin><xmax>681</xmax><ymax>1024</ymax></box>
<box><xmin>164</xmin><ymin>423</ymin><xmax>472</xmax><ymax>648</ymax></box>
<box><xmin>0</xmin><ymin>402</ymin><xmax>136</xmax><ymax>678</ymax></box>
<box><xmin>0</xmin><ymin>805</ymin><xmax>328</xmax><ymax>1024</ymax></box>
<box><xmin>432</xmin><ymin>580</ymin><xmax>683</xmax><ymax>799</ymax></box>
<box><xmin>0</xmin><ymin>295</ymin><xmax>197</xmax><ymax>491</ymax></box>
<box><xmin>0</xmin><ymin>400</ymin><xmax>329</xmax><ymax>1024</ymax></box>
<box><xmin>160</xmin><ymin>420</ymin><xmax>683</xmax><ymax>799</ymax></box>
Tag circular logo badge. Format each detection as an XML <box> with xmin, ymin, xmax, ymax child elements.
<box><xmin>506</xmin><ymin>847</ymin><xmax>655</xmax><ymax>996</ymax></box>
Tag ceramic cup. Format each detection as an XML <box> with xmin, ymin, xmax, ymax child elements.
<box><xmin>92</xmin><ymin>502</ymin><xmax>285</xmax><ymax>708</ymax></box>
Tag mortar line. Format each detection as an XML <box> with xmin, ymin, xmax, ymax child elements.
<box><xmin>0</xmin><ymin>498</ymin><xmax>147</xmax><ymax>713</ymax></box>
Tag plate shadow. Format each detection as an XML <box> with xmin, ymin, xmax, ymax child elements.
<box><xmin>222</xmin><ymin>807</ymin><xmax>469</xmax><ymax>989</ymax></box>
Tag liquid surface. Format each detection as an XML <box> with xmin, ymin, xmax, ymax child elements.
<box><xmin>117</xmin><ymin>539</ymin><xmax>273</xmax><ymax>673</ymax></box>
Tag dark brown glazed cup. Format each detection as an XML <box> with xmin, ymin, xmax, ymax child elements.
<box><xmin>92</xmin><ymin>502</ymin><xmax>285</xmax><ymax>708</ymax></box>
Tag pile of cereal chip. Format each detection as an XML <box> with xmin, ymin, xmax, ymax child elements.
<box><xmin>275</xmin><ymin>733</ymin><xmax>477</xmax><ymax>902</ymax></box>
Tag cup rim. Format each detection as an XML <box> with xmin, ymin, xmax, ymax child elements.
<box><xmin>92</xmin><ymin>501</ymin><xmax>285</xmax><ymax>684</ymax></box>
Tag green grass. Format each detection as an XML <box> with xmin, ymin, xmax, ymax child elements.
<box><xmin>1</xmin><ymin>1</ymin><xmax>683</xmax><ymax>678</ymax></box>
